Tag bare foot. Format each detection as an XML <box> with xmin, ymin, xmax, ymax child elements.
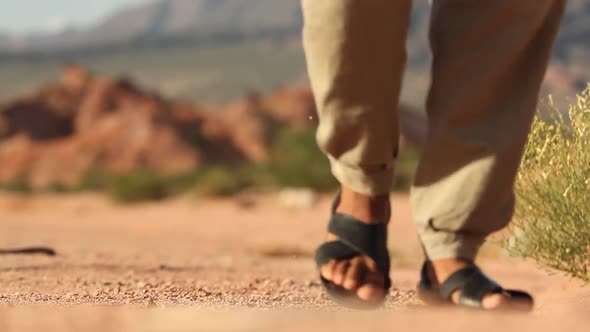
<box><xmin>319</xmin><ymin>186</ymin><xmax>390</xmax><ymax>303</ymax></box>
<box><xmin>427</xmin><ymin>259</ymin><xmax>531</xmax><ymax>310</ymax></box>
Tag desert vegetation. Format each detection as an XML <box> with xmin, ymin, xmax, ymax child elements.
<box><xmin>17</xmin><ymin>128</ymin><xmax>420</xmax><ymax>203</ymax></box>
<box><xmin>505</xmin><ymin>86</ymin><xmax>590</xmax><ymax>282</ymax></box>
<box><xmin>0</xmin><ymin>66</ymin><xmax>424</xmax><ymax>202</ymax></box>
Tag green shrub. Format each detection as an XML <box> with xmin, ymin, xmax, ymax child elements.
<box><xmin>504</xmin><ymin>87</ymin><xmax>590</xmax><ymax>282</ymax></box>
<box><xmin>265</xmin><ymin>128</ymin><xmax>338</xmax><ymax>192</ymax></box>
<box><xmin>87</xmin><ymin>166</ymin><xmax>250</xmax><ymax>202</ymax></box>
<box><xmin>45</xmin><ymin>182</ymin><xmax>68</xmax><ymax>193</ymax></box>
<box><xmin>162</xmin><ymin>171</ymin><xmax>201</xmax><ymax>195</ymax></box>
<box><xmin>75</xmin><ymin>168</ymin><xmax>108</xmax><ymax>192</ymax></box>
<box><xmin>0</xmin><ymin>178</ymin><xmax>32</xmax><ymax>194</ymax></box>
<box><xmin>107</xmin><ymin>171</ymin><xmax>170</xmax><ymax>203</ymax></box>
<box><xmin>194</xmin><ymin>165</ymin><xmax>252</xmax><ymax>197</ymax></box>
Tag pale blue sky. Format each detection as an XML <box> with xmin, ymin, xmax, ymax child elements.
<box><xmin>0</xmin><ymin>0</ymin><xmax>151</xmax><ymax>34</ymax></box>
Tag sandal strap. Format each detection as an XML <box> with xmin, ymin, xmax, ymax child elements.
<box><xmin>329</xmin><ymin>214</ymin><xmax>389</xmax><ymax>272</ymax></box>
<box><xmin>315</xmin><ymin>240</ymin><xmax>361</xmax><ymax>267</ymax></box>
<box><xmin>315</xmin><ymin>193</ymin><xmax>391</xmax><ymax>293</ymax></box>
<box><xmin>315</xmin><ymin>213</ymin><xmax>391</xmax><ymax>290</ymax></box>
<box><xmin>327</xmin><ymin>191</ymin><xmax>388</xmax><ymax>268</ymax></box>
<box><xmin>418</xmin><ymin>262</ymin><xmax>533</xmax><ymax>310</ymax></box>
<box><xmin>439</xmin><ymin>266</ymin><xmax>503</xmax><ymax>307</ymax></box>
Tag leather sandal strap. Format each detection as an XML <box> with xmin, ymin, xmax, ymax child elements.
<box><xmin>315</xmin><ymin>240</ymin><xmax>360</xmax><ymax>267</ymax></box>
<box><xmin>439</xmin><ymin>266</ymin><xmax>503</xmax><ymax>308</ymax></box>
<box><xmin>315</xmin><ymin>192</ymin><xmax>392</xmax><ymax>295</ymax></box>
<box><xmin>315</xmin><ymin>213</ymin><xmax>391</xmax><ymax>290</ymax></box>
<box><xmin>328</xmin><ymin>214</ymin><xmax>388</xmax><ymax>270</ymax></box>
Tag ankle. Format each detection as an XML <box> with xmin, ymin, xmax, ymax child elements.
<box><xmin>335</xmin><ymin>186</ymin><xmax>390</xmax><ymax>224</ymax></box>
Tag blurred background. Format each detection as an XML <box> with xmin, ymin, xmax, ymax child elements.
<box><xmin>0</xmin><ymin>0</ymin><xmax>587</xmax><ymax>200</ymax></box>
<box><xmin>0</xmin><ymin>0</ymin><xmax>588</xmax><ymax>317</ymax></box>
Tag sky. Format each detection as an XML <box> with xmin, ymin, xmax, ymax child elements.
<box><xmin>0</xmin><ymin>0</ymin><xmax>151</xmax><ymax>34</ymax></box>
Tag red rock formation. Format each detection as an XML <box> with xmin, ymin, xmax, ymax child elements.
<box><xmin>61</xmin><ymin>63</ymin><xmax>91</xmax><ymax>93</ymax></box>
<box><xmin>0</xmin><ymin>64</ymin><xmax>428</xmax><ymax>189</ymax></box>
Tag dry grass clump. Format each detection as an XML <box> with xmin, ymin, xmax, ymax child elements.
<box><xmin>504</xmin><ymin>86</ymin><xmax>590</xmax><ymax>282</ymax></box>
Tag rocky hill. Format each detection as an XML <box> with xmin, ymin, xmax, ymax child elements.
<box><xmin>0</xmin><ymin>65</ymin><xmax>426</xmax><ymax>189</ymax></box>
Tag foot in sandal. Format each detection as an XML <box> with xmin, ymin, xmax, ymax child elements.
<box><xmin>418</xmin><ymin>259</ymin><xmax>534</xmax><ymax>311</ymax></box>
<box><xmin>315</xmin><ymin>187</ymin><xmax>391</xmax><ymax>308</ymax></box>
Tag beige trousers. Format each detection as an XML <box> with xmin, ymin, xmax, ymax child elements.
<box><xmin>302</xmin><ymin>0</ymin><xmax>565</xmax><ymax>260</ymax></box>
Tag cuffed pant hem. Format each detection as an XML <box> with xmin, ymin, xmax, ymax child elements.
<box><xmin>420</xmin><ymin>231</ymin><xmax>487</xmax><ymax>261</ymax></box>
<box><xmin>329</xmin><ymin>157</ymin><xmax>394</xmax><ymax>196</ymax></box>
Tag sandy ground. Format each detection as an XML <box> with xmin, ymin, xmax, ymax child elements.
<box><xmin>0</xmin><ymin>193</ymin><xmax>588</xmax><ymax>331</ymax></box>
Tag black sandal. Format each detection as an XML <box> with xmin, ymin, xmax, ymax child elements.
<box><xmin>314</xmin><ymin>194</ymin><xmax>391</xmax><ymax>309</ymax></box>
<box><xmin>417</xmin><ymin>262</ymin><xmax>534</xmax><ymax>311</ymax></box>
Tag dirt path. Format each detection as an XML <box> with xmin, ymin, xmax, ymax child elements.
<box><xmin>0</xmin><ymin>193</ymin><xmax>587</xmax><ymax>331</ymax></box>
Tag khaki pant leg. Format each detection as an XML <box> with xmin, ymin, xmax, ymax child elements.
<box><xmin>412</xmin><ymin>0</ymin><xmax>566</xmax><ymax>260</ymax></box>
<box><xmin>302</xmin><ymin>0</ymin><xmax>412</xmax><ymax>196</ymax></box>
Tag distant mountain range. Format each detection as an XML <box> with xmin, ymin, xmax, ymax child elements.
<box><xmin>0</xmin><ymin>0</ymin><xmax>587</xmax><ymax>89</ymax></box>
<box><xmin>0</xmin><ymin>0</ymin><xmax>303</xmax><ymax>54</ymax></box>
